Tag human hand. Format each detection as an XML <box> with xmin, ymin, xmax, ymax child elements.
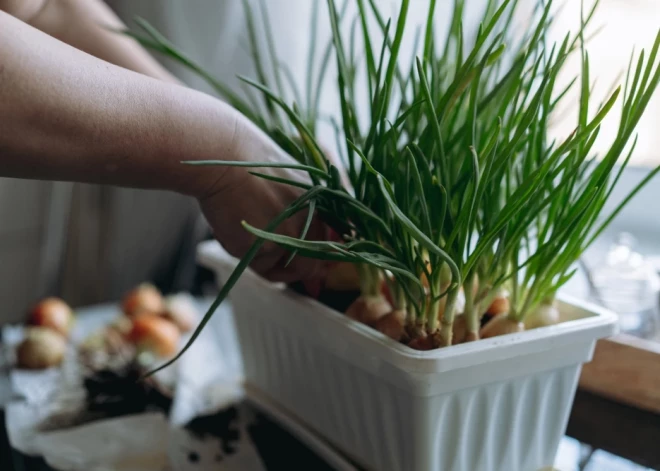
<box><xmin>190</xmin><ymin>114</ymin><xmax>331</xmax><ymax>291</ymax></box>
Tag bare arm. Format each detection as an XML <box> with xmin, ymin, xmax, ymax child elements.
<box><xmin>0</xmin><ymin>10</ymin><xmax>235</xmax><ymax>196</ymax></box>
<box><xmin>0</xmin><ymin>11</ymin><xmax>327</xmax><ymax>283</ymax></box>
<box><xmin>1</xmin><ymin>0</ymin><xmax>177</xmax><ymax>82</ymax></box>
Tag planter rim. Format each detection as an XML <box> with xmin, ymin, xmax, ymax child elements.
<box><xmin>197</xmin><ymin>240</ymin><xmax>618</xmax><ymax>374</ymax></box>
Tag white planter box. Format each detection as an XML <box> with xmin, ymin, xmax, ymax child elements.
<box><xmin>197</xmin><ymin>241</ymin><xmax>617</xmax><ymax>471</ymax></box>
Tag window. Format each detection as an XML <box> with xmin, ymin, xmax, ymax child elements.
<box><xmin>547</xmin><ymin>0</ymin><xmax>660</xmax><ymax>168</ymax></box>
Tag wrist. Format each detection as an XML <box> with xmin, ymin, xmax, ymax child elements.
<box><xmin>161</xmin><ymin>94</ymin><xmax>245</xmax><ymax>200</ymax></box>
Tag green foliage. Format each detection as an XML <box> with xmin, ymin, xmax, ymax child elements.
<box><xmin>124</xmin><ymin>0</ymin><xmax>660</xmax><ymax>370</ymax></box>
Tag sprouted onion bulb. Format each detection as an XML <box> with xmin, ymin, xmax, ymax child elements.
<box><xmin>480</xmin><ymin>314</ymin><xmax>525</xmax><ymax>339</ymax></box>
<box><xmin>524</xmin><ymin>302</ymin><xmax>560</xmax><ymax>329</ymax></box>
<box><xmin>345</xmin><ymin>295</ymin><xmax>392</xmax><ymax>325</ymax></box>
<box><xmin>487</xmin><ymin>294</ymin><xmax>510</xmax><ymax>316</ymax></box>
<box><xmin>372</xmin><ymin>309</ymin><xmax>406</xmax><ymax>341</ymax></box>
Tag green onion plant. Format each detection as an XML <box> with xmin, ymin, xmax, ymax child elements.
<box><xmin>123</xmin><ymin>0</ymin><xmax>660</xmax><ymax>373</ymax></box>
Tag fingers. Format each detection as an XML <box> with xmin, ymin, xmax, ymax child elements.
<box><xmin>263</xmin><ymin>256</ymin><xmax>328</xmax><ymax>285</ymax></box>
<box><xmin>260</xmin><ymin>221</ymin><xmax>331</xmax><ymax>286</ymax></box>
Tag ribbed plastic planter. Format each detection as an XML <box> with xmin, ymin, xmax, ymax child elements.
<box><xmin>197</xmin><ymin>240</ymin><xmax>617</xmax><ymax>471</ymax></box>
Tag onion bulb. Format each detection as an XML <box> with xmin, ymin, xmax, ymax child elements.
<box><xmin>162</xmin><ymin>294</ymin><xmax>199</xmax><ymax>333</ymax></box>
<box><xmin>380</xmin><ymin>279</ymin><xmax>395</xmax><ymax>307</ymax></box>
<box><xmin>345</xmin><ymin>295</ymin><xmax>391</xmax><ymax>325</ymax></box>
<box><xmin>121</xmin><ymin>283</ymin><xmax>164</xmax><ymax>317</ymax></box>
<box><xmin>372</xmin><ymin>310</ymin><xmax>406</xmax><ymax>341</ymax></box>
<box><xmin>128</xmin><ymin>314</ymin><xmax>180</xmax><ymax>357</ymax></box>
<box><xmin>487</xmin><ymin>293</ymin><xmax>510</xmax><ymax>316</ymax></box>
<box><xmin>451</xmin><ymin>315</ymin><xmax>467</xmax><ymax>345</ymax></box>
<box><xmin>480</xmin><ymin>314</ymin><xmax>524</xmax><ymax>339</ymax></box>
<box><xmin>407</xmin><ymin>335</ymin><xmax>434</xmax><ymax>351</ymax></box>
<box><xmin>524</xmin><ymin>302</ymin><xmax>560</xmax><ymax>329</ymax></box>
<box><xmin>27</xmin><ymin>297</ymin><xmax>74</xmax><ymax>338</ymax></box>
<box><xmin>16</xmin><ymin>327</ymin><xmax>67</xmax><ymax>369</ymax></box>
<box><xmin>325</xmin><ymin>262</ymin><xmax>361</xmax><ymax>291</ymax></box>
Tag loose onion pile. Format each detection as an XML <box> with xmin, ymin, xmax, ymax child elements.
<box><xmin>96</xmin><ymin>284</ymin><xmax>199</xmax><ymax>362</ymax></box>
<box><xmin>15</xmin><ymin>284</ymin><xmax>200</xmax><ymax>371</ymax></box>
<box><xmin>16</xmin><ymin>297</ymin><xmax>75</xmax><ymax>369</ymax></box>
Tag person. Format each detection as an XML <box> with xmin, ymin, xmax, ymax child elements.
<box><xmin>0</xmin><ymin>1</ymin><xmax>329</xmax><ymax>301</ymax></box>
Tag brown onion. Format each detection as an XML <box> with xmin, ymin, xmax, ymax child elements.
<box><xmin>487</xmin><ymin>295</ymin><xmax>510</xmax><ymax>316</ymax></box>
<box><xmin>451</xmin><ymin>315</ymin><xmax>468</xmax><ymax>345</ymax></box>
<box><xmin>345</xmin><ymin>295</ymin><xmax>391</xmax><ymax>325</ymax></box>
<box><xmin>407</xmin><ymin>335</ymin><xmax>434</xmax><ymax>351</ymax></box>
<box><xmin>121</xmin><ymin>283</ymin><xmax>165</xmax><ymax>318</ymax></box>
<box><xmin>480</xmin><ymin>314</ymin><xmax>524</xmax><ymax>339</ymax></box>
<box><xmin>524</xmin><ymin>303</ymin><xmax>560</xmax><ymax>329</ymax></box>
<box><xmin>27</xmin><ymin>297</ymin><xmax>74</xmax><ymax>338</ymax></box>
<box><xmin>372</xmin><ymin>310</ymin><xmax>406</xmax><ymax>341</ymax></box>
<box><xmin>162</xmin><ymin>294</ymin><xmax>199</xmax><ymax>333</ymax></box>
<box><xmin>128</xmin><ymin>314</ymin><xmax>180</xmax><ymax>357</ymax></box>
<box><xmin>16</xmin><ymin>327</ymin><xmax>67</xmax><ymax>369</ymax></box>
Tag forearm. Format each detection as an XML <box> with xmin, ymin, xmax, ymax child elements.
<box><xmin>1</xmin><ymin>0</ymin><xmax>178</xmax><ymax>83</ymax></box>
<box><xmin>0</xmin><ymin>11</ymin><xmax>238</xmax><ymax>197</ymax></box>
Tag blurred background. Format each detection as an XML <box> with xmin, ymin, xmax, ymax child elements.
<box><xmin>0</xmin><ymin>0</ymin><xmax>659</xmax><ymax>340</ymax></box>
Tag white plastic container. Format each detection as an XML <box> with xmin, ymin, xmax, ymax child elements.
<box><xmin>197</xmin><ymin>241</ymin><xmax>617</xmax><ymax>471</ymax></box>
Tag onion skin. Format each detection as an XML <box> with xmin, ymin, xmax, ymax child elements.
<box><xmin>28</xmin><ymin>297</ymin><xmax>74</xmax><ymax>338</ymax></box>
<box><xmin>128</xmin><ymin>314</ymin><xmax>180</xmax><ymax>357</ymax></box>
<box><xmin>372</xmin><ymin>310</ymin><xmax>406</xmax><ymax>341</ymax></box>
<box><xmin>16</xmin><ymin>327</ymin><xmax>67</xmax><ymax>369</ymax></box>
<box><xmin>480</xmin><ymin>314</ymin><xmax>525</xmax><ymax>339</ymax></box>
<box><xmin>380</xmin><ymin>280</ymin><xmax>395</xmax><ymax>307</ymax></box>
<box><xmin>451</xmin><ymin>315</ymin><xmax>468</xmax><ymax>345</ymax></box>
<box><xmin>487</xmin><ymin>296</ymin><xmax>510</xmax><ymax>316</ymax></box>
<box><xmin>524</xmin><ymin>303</ymin><xmax>560</xmax><ymax>330</ymax></box>
<box><xmin>162</xmin><ymin>294</ymin><xmax>199</xmax><ymax>333</ymax></box>
<box><xmin>407</xmin><ymin>335</ymin><xmax>434</xmax><ymax>351</ymax></box>
<box><xmin>325</xmin><ymin>262</ymin><xmax>361</xmax><ymax>292</ymax></box>
<box><xmin>345</xmin><ymin>295</ymin><xmax>391</xmax><ymax>325</ymax></box>
<box><xmin>121</xmin><ymin>283</ymin><xmax>165</xmax><ymax>318</ymax></box>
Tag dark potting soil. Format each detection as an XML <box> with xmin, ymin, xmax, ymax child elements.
<box><xmin>181</xmin><ymin>403</ymin><xmax>341</xmax><ymax>470</ymax></box>
<box><xmin>83</xmin><ymin>362</ymin><xmax>173</xmax><ymax>418</ymax></box>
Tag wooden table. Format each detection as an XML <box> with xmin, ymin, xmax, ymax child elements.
<box><xmin>567</xmin><ymin>389</ymin><xmax>660</xmax><ymax>469</ymax></box>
